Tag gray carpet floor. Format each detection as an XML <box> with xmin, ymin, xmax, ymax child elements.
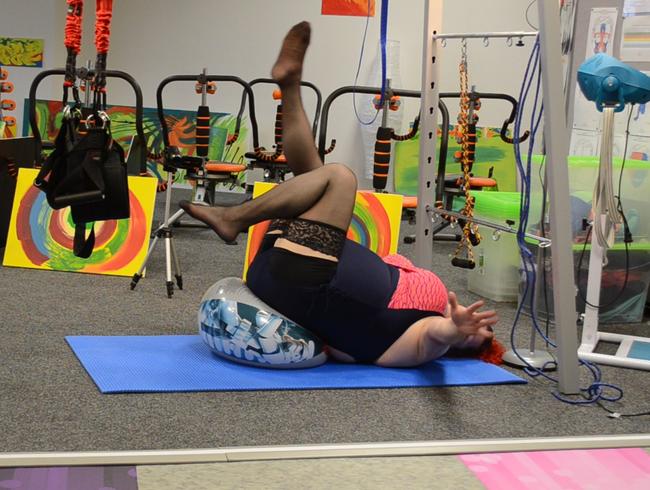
<box><xmin>1</xmin><ymin>190</ymin><xmax>649</xmax><ymax>453</ymax></box>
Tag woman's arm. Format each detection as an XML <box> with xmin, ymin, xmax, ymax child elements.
<box><xmin>375</xmin><ymin>292</ymin><xmax>498</xmax><ymax>368</ymax></box>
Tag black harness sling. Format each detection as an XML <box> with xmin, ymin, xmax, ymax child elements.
<box><xmin>33</xmin><ymin>0</ymin><xmax>128</xmax><ymax>258</ymax></box>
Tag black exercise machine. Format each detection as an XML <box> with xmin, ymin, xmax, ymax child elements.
<box><xmin>28</xmin><ymin>67</ymin><xmax>147</xmax><ymax>176</ymax></box>
<box><xmin>243</xmin><ymin>78</ymin><xmax>323</xmax><ymax>185</ymax></box>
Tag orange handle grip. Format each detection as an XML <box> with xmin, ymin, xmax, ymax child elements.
<box><xmin>1</xmin><ymin>99</ymin><xmax>16</xmax><ymax>111</ymax></box>
<box><xmin>1</xmin><ymin>81</ymin><xmax>14</xmax><ymax>93</ymax></box>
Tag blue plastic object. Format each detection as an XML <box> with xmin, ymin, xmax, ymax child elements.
<box><xmin>65</xmin><ymin>335</ymin><xmax>526</xmax><ymax>393</ymax></box>
<box><xmin>628</xmin><ymin>340</ymin><xmax>650</xmax><ymax>361</ymax></box>
<box><xmin>577</xmin><ymin>53</ymin><xmax>650</xmax><ymax>112</ymax></box>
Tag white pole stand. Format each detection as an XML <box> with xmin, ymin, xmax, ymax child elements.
<box><xmin>578</xmin><ymin>219</ymin><xmax>650</xmax><ymax>370</ymax></box>
<box><xmin>578</xmin><ymin>107</ymin><xmax>650</xmax><ymax>371</ymax></box>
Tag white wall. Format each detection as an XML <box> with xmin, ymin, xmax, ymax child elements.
<box><xmin>0</xmin><ymin>0</ymin><xmax>65</xmax><ymax>135</ymax></box>
<box><xmin>4</xmin><ymin>0</ymin><xmax>538</xmax><ymax>186</ymax></box>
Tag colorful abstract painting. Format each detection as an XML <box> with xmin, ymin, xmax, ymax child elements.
<box><xmin>3</xmin><ymin>168</ymin><xmax>157</xmax><ymax>277</ymax></box>
<box><xmin>0</xmin><ymin>37</ymin><xmax>44</xmax><ymax>67</ymax></box>
<box><xmin>322</xmin><ymin>0</ymin><xmax>375</xmax><ymax>16</ymax></box>
<box><xmin>23</xmin><ymin>99</ymin><xmax>249</xmax><ymax>189</ymax></box>
<box><xmin>393</xmin><ymin>126</ymin><xmax>518</xmax><ymax>196</ymax></box>
<box><xmin>242</xmin><ymin>181</ymin><xmax>402</xmax><ymax>279</ymax></box>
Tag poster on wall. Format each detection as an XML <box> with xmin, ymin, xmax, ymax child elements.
<box><xmin>585</xmin><ymin>8</ymin><xmax>618</xmax><ymax>58</ymax></box>
<box><xmin>322</xmin><ymin>0</ymin><xmax>375</xmax><ymax>17</ymax></box>
<box><xmin>572</xmin><ymin>86</ymin><xmax>601</xmax><ymax>131</ymax></box>
<box><xmin>0</xmin><ymin>38</ymin><xmax>44</xmax><ymax>67</ymax></box>
<box><xmin>620</xmin><ymin>13</ymin><xmax>650</xmax><ymax>61</ymax></box>
<box><xmin>570</xmin><ymin>129</ymin><xmax>600</xmax><ymax>157</ymax></box>
<box><xmin>623</xmin><ymin>0</ymin><xmax>650</xmax><ymax>17</ymax></box>
<box><xmin>2</xmin><ymin>168</ymin><xmax>158</xmax><ymax>277</ymax></box>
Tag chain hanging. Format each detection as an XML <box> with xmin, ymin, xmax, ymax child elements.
<box><xmin>451</xmin><ymin>38</ymin><xmax>481</xmax><ymax>269</ymax></box>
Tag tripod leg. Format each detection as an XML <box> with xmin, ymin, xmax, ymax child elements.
<box><xmin>169</xmin><ymin>234</ymin><xmax>183</xmax><ymax>290</ymax></box>
<box><xmin>166</xmin><ymin>208</ymin><xmax>186</xmax><ymax>227</ymax></box>
<box><xmin>164</xmin><ymin>231</ymin><xmax>174</xmax><ymax>298</ymax></box>
<box><xmin>131</xmin><ymin>233</ymin><xmax>160</xmax><ymax>289</ymax></box>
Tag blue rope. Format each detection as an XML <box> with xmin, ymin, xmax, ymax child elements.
<box><xmin>379</xmin><ymin>0</ymin><xmax>389</xmax><ymax>106</ymax></box>
<box><xmin>510</xmin><ymin>36</ymin><xmax>624</xmax><ymax>407</ymax></box>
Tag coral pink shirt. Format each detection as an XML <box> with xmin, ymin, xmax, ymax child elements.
<box><xmin>382</xmin><ymin>254</ymin><xmax>449</xmax><ymax>315</ymax></box>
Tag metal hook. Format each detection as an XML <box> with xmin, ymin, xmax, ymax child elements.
<box><xmin>483</xmin><ymin>37</ymin><xmax>489</xmax><ymax>47</ymax></box>
<box><xmin>440</xmin><ymin>38</ymin><xmax>447</xmax><ymax>48</ymax></box>
<box><xmin>492</xmin><ymin>229</ymin><xmax>501</xmax><ymax>241</ymax></box>
<box><xmin>506</xmin><ymin>36</ymin><xmax>513</xmax><ymax>47</ymax></box>
<box><xmin>461</xmin><ymin>37</ymin><xmax>468</xmax><ymax>50</ymax></box>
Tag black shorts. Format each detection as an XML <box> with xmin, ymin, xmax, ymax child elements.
<box><xmin>246</xmin><ymin>220</ymin><xmax>432</xmax><ymax>362</ymax></box>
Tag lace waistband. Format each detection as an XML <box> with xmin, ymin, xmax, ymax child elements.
<box><xmin>268</xmin><ymin>218</ymin><xmax>346</xmax><ymax>258</ymax></box>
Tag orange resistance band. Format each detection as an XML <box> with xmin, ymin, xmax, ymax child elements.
<box><xmin>64</xmin><ymin>0</ymin><xmax>84</xmax><ymax>54</ymax></box>
<box><xmin>64</xmin><ymin>1</ymin><xmax>113</xmax><ymax>58</ymax></box>
<box><xmin>95</xmin><ymin>0</ymin><xmax>113</xmax><ymax>54</ymax></box>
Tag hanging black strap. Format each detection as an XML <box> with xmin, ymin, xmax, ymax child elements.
<box><xmin>73</xmin><ymin>223</ymin><xmax>95</xmax><ymax>259</ymax></box>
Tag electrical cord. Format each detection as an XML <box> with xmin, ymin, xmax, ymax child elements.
<box><xmin>352</xmin><ymin>0</ymin><xmax>381</xmax><ymax>126</ymax></box>
<box><xmin>597</xmin><ymin>401</ymin><xmax>650</xmax><ymax>419</ymax></box>
<box><xmin>525</xmin><ymin>0</ymin><xmax>538</xmax><ymax>30</ymax></box>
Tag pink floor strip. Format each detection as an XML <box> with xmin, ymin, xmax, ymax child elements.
<box><xmin>459</xmin><ymin>448</ymin><xmax>650</xmax><ymax>490</ymax></box>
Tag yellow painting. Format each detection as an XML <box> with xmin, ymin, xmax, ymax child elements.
<box><xmin>242</xmin><ymin>181</ymin><xmax>402</xmax><ymax>279</ymax></box>
<box><xmin>3</xmin><ymin>168</ymin><xmax>157</xmax><ymax>277</ymax></box>
<box><xmin>0</xmin><ymin>38</ymin><xmax>44</xmax><ymax>67</ymax></box>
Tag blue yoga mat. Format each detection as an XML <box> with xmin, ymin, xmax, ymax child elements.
<box><xmin>65</xmin><ymin>335</ymin><xmax>525</xmax><ymax>393</ymax></box>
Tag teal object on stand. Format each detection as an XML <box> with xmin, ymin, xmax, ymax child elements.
<box><xmin>578</xmin><ymin>53</ymin><xmax>650</xmax><ymax>111</ymax></box>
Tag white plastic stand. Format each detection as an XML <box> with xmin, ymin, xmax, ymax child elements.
<box><xmin>578</xmin><ymin>107</ymin><xmax>650</xmax><ymax>370</ymax></box>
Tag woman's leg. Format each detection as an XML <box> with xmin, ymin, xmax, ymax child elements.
<box><xmin>181</xmin><ymin>22</ymin><xmax>356</xmax><ymax>243</ymax></box>
<box><xmin>271</xmin><ymin>21</ymin><xmax>323</xmax><ymax>176</ymax></box>
<box><xmin>180</xmin><ymin>162</ymin><xmax>356</xmax><ymax>243</ymax></box>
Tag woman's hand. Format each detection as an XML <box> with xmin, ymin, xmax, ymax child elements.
<box><xmin>448</xmin><ymin>291</ymin><xmax>498</xmax><ymax>341</ymax></box>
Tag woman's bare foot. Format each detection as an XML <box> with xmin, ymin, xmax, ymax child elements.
<box><xmin>179</xmin><ymin>200</ymin><xmax>240</xmax><ymax>243</ymax></box>
<box><xmin>271</xmin><ymin>21</ymin><xmax>311</xmax><ymax>86</ymax></box>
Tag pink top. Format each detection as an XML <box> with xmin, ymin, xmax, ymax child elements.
<box><xmin>383</xmin><ymin>254</ymin><xmax>449</xmax><ymax>315</ymax></box>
